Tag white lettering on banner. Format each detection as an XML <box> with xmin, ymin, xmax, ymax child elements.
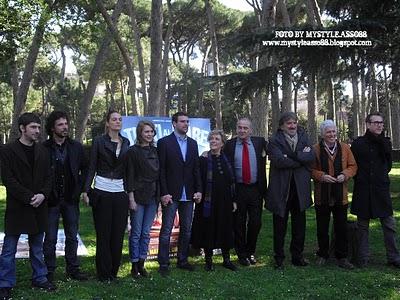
<box><xmin>122</xmin><ymin>127</ymin><xmax>135</xmax><ymax>145</ymax></box>
<box><xmin>188</xmin><ymin>127</ymin><xmax>209</xmax><ymax>151</ymax></box>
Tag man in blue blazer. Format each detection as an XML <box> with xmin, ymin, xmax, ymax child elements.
<box><xmin>224</xmin><ymin>118</ymin><xmax>267</xmax><ymax>266</ymax></box>
<box><xmin>157</xmin><ymin>112</ymin><xmax>202</xmax><ymax>276</ymax></box>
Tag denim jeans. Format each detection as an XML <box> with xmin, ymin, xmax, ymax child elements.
<box><xmin>129</xmin><ymin>202</ymin><xmax>158</xmax><ymax>262</ymax></box>
<box><xmin>0</xmin><ymin>233</ymin><xmax>48</xmax><ymax>288</ymax></box>
<box><xmin>158</xmin><ymin>201</ymin><xmax>194</xmax><ymax>267</ymax></box>
<box><xmin>43</xmin><ymin>201</ymin><xmax>80</xmax><ymax>274</ymax></box>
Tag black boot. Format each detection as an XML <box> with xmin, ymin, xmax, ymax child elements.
<box><xmin>222</xmin><ymin>249</ymin><xmax>237</xmax><ymax>271</ymax></box>
<box><xmin>131</xmin><ymin>262</ymin><xmax>140</xmax><ymax>279</ymax></box>
<box><xmin>138</xmin><ymin>259</ymin><xmax>148</xmax><ymax>277</ymax></box>
<box><xmin>204</xmin><ymin>249</ymin><xmax>214</xmax><ymax>271</ymax></box>
<box><xmin>205</xmin><ymin>256</ymin><xmax>214</xmax><ymax>271</ymax></box>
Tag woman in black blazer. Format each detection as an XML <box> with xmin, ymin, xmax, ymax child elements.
<box><xmin>83</xmin><ymin>109</ymin><xmax>130</xmax><ymax>282</ymax></box>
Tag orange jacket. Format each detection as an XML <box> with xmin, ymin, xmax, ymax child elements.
<box><xmin>311</xmin><ymin>142</ymin><xmax>357</xmax><ymax>206</ymax></box>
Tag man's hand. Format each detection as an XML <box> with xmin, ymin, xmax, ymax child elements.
<box><xmin>82</xmin><ymin>192</ymin><xmax>89</xmax><ymax>206</ymax></box>
<box><xmin>129</xmin><ymin>198</ymin><xmax>137</xmax><ymax>211</ymax></box>
<box><xmin>193</xmin><ymin>192</ymin><xmax>202</xmax><ymax>204</ymax></box>
<box><xmin>336</xmin><ymin>174</ymin><xmax>345</xmax><ymax>183</ymax></box>
<box><xmin>232</xmin><ymin>202</ymin><xmax>237</xmax><ymax>212</ymax></box>
<box><xmin>161</xmin><ymin>194</ymin><xmax>173</xmax><ymax>206</ymax></box>
<box><xmin>322</xmin><ymin>174</ymin><xmax>337</xmax><ymax>183</ymax></box>
<box><xmin>30</xmin><ymin>194</ymin><xmax>45</xmax><ymax>208</ymax></box>
<box><xmin>303</xmin><ymin>146</ymin><xmax>311</xmax><ymax>152</ymax></box>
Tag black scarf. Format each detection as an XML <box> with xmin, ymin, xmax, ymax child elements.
<box><xmin>320</xmin><ymin>140</ymin><xmax>343</xmax><ymax>206</ymax></box>
<box><xmin>365</xmin><ymin>129</ymin><xmax>391</xmax><ymax>164</ymax></box>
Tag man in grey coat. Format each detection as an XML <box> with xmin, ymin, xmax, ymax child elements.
<box><xmin>266</xmin><ymin>112</ymin><xmax>314</xmax><ymax>269</ymax></box>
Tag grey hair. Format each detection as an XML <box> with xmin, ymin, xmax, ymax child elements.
<box><xmin>237</xmin><ymin>117</ymin><xmax>252</xmax><ymax>129</ymax></box>
<box><xmin>207</xmin><ymin>129</ymin><xmax>227</xmax><ymax>144</ymax></box>
<box><xmin>319</xmin><ymin>119</ymin><xmax>337</xmax><ymax>136</ymax></box>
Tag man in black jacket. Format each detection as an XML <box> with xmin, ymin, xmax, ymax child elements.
<box><xmin>157</xmin><ymin>112</ymin><xmax>202</xmax><ymax>276</ymax></box>
<box><xmin>42</xmin><ymin>111</ymin><xmax>88</xmax><ymax>282</ymax></box>
<box><xmin>351</xmin><ymin>112</ymin><xmax>400</xmax><ymax>268</ymax></box>
<box><xmin>224</xmin><ymin>117</ymin><xmax>267</xmax><ymax>266</ymax></box>
<box><xmin>0</xmin><ymin>113</ymin><xmax>55</xmax><ymax>300</ymax></box>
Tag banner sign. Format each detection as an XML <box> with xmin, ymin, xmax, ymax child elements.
<box><xmin>121</xmin><ymin>116</ymin><xmax>211</xmax><ymax>154</ymax></box>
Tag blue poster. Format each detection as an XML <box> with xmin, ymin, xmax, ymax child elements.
<box><xmin>121</xmin><ymin>116</ymin><xmax>211</xmax><ymax>154</ymax></box>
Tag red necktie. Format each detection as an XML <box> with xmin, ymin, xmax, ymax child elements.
<box><xmin>242</xmin><ymin>141</ymin><xmax>251</xmax><ymax>184</ymax></box>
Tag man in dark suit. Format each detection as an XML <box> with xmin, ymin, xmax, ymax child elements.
<box><xmin>157</xmin><ymin>112</ymin><xmax>202</xmax><ymax>276</ymax></box>
<box><xmin>42</xmin><ymin>111</ymin><xmax>88</xmax><ymax>283</ymax></box>
<box><xmin>224</xmin><ymin>117</ymin><xmax>267</xmax><ymax>266</ymax></box>
<box><xmin>0</xmin><ymin>113</ymin><xmax>55</xmax><ymax>300</ymax></box>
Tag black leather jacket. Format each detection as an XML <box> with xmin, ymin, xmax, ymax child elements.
<box><xmin>84</xmin><ymin>133</ymin><xmax>130</xmax><ymax>192</ymax></box>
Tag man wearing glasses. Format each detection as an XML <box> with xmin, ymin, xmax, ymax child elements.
<box><xmin>351</xmin><ymin>112</ymin><xmax>400</xmax><ymax>268</ymax></box>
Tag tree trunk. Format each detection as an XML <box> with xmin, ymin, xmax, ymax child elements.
<box><xmin>360</xmin><ymin>67</ymin><xmax>367</xmax><ymax>133</ymax></box>
<box><xmin>159</xmin><ymin>0</ymin><xmax>174</xmax><ymax>116</ymax></box>
<box><xmin>390</xmin><ymin>62</ymin><xmax>400</xmax><ymax>148</ymax></box>
<box><xmin>278</xmin><ymin>0</ymin><xmax>291</xmax><ymax>26</ymax></box>
<box><xmin>382</xmin><ymin>66</ymin><xmax>392</xmax><ymax>137</ymax></box>
<box><xmin>148</xmin><ymin>0</ymin><xmax>163</xmax><ymax>115</ymax></box>
<box><xmin>10</xmin><ymin>5</ymin><xmax>52</xmax><ymax>140</ymax></box>
<box><xmin>263</xmin><ymin>0</ymin><xmax>279</xmax><ymax>27</ymax></box>
<box><xmin>60</xmin><ymin>43</ymin><xmax>66</xmax><ymax>84</ymax></box>
<box><xmin>95</xmin><ymin>0</ymin><xmax>137</xmax><ymax>115</ymax></box>
<box><xmin>281</xmin><ymin>67</ymin><xmax>292</xmax><ymax>112</ymax></box>
<box><xmin>205</xmin><ymin>0</ymin><xmax>222</xmax><ymax>128</ymax></box>
<box><xmin>351</xmin><ymin>59</ymin><xmax>360</xmax><ymax>139</ymax></box>
<box><xmin>369</xmin><ymin>64</ymin><xmax>378</xmax><ymax>113</ymax></box>
<box><xmin>307</xmin><ymin>70</ymin><xmax>317</xmax><ymax>144</ymax></box>
<box><xmin>75</xmin><ymin>0</ymin><xmax>124</xmax><ymax>142</ymax></box>
<box><xmin>126</xmin><ymin>0</ymin><xmax>148</xmax><ymax>115</ymax></box>
<box><xmin>326</xmin><ymin>77</ymin><xmax>335</xmax><ymax>120</ymax></box>
<box><xmin>271</xmin><ymin>72</ymin><xmax>280</xmax><ymax>134</ymax></box>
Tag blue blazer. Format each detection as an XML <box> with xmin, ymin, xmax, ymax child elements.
<box><xmin>157</xmin><ymin>133</ymin><xmax>202</xmax><ymax>201</ymax></box>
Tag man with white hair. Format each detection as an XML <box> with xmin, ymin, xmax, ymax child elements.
<box><xmin>311</xmin><ymin>120</ymin><xmax>357</xmax><ymax>269</ymax></box>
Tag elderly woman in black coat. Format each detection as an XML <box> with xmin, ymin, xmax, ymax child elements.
<box><xmin>266</xmin><ymin>112</ymin><xmax>315</xmax><ymax>270</ymax></box>
<box><xmin>191</xmin><ymin>130</ymin><xmax>237</xmax><ymax>271</ymax></box>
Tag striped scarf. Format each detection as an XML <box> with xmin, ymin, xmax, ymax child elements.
<box><xmin>203</xmin><ymin>151</ymin><xmax>235</xmax><ymax>217</ymax></box>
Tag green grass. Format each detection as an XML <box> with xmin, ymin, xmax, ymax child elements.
<box><xmin>1</xmin><ymin>163</ymin><xmax>400</xmax><ymax>299</ymax></box>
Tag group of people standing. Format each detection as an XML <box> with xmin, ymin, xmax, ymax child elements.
<box><xmin>0</xmin><ymin>109</ymin><xmax>399</xmax><ymax>299</ymax></box>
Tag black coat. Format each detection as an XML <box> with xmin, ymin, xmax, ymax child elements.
<box><xmin>224</xmin><ymin>136</ymin><xmax>267</xmax><ymax>197</ymax></box>
<box><xmin>43</xmin><ymin>138</ymin><xmax>88</xmax><ymax>206</ymax></box>
<box><xmin>350</xmin><ymin>132</ymin><xmax>393</xmax><ymax>219</ymax></box>
<box><xmin>266</xmin><ymin>127</ymin><xmax>314</xmax><ymax>217</ymax></box>
<box><xmin>0</xmin><ymin>140</ymin><xmax>52</xmax><ymax>234</ymax></box>
<box><xmin>157</xmin><ymin>133</ymin><xmax>202</xmax><ymax>201</ymax></box>
<box><xmin>125</xmin><ymin>144</ymin><xmax>160</xmax><ymax>205</ymax></box>
<box><xmin>84</xmin><ymin>133</ymin><xmax>130</xmax><ymax>192</ymax></box>
<box><xmin>191</xmin><ymin>154</ymin><xmax>235</xmax><ymax>249</ymax></box>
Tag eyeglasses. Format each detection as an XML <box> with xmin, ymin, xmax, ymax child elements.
<box><xmin>368</xmin><ymin>121</ymin><xmax>384</xmax><ymax>125</ymax></box>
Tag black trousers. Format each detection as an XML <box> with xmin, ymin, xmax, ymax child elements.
<box><xmin>234</xmin><ymin>184</ymin><xmax>263</xmax><ymax>259</ymax></box>
<box><xmin>315</xmin><ymin>204</ymin><xmax>348</xmax><ymax>259</ymax></box>
<box><xmin>273</xmin><ymin>181</ymin><xmax>305</xmax><ymax>263</ymax></box>
<box><xmin>92</xmin><ymin>189</ymin><xmax>128</xmax><ymax>280</ymax></box>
